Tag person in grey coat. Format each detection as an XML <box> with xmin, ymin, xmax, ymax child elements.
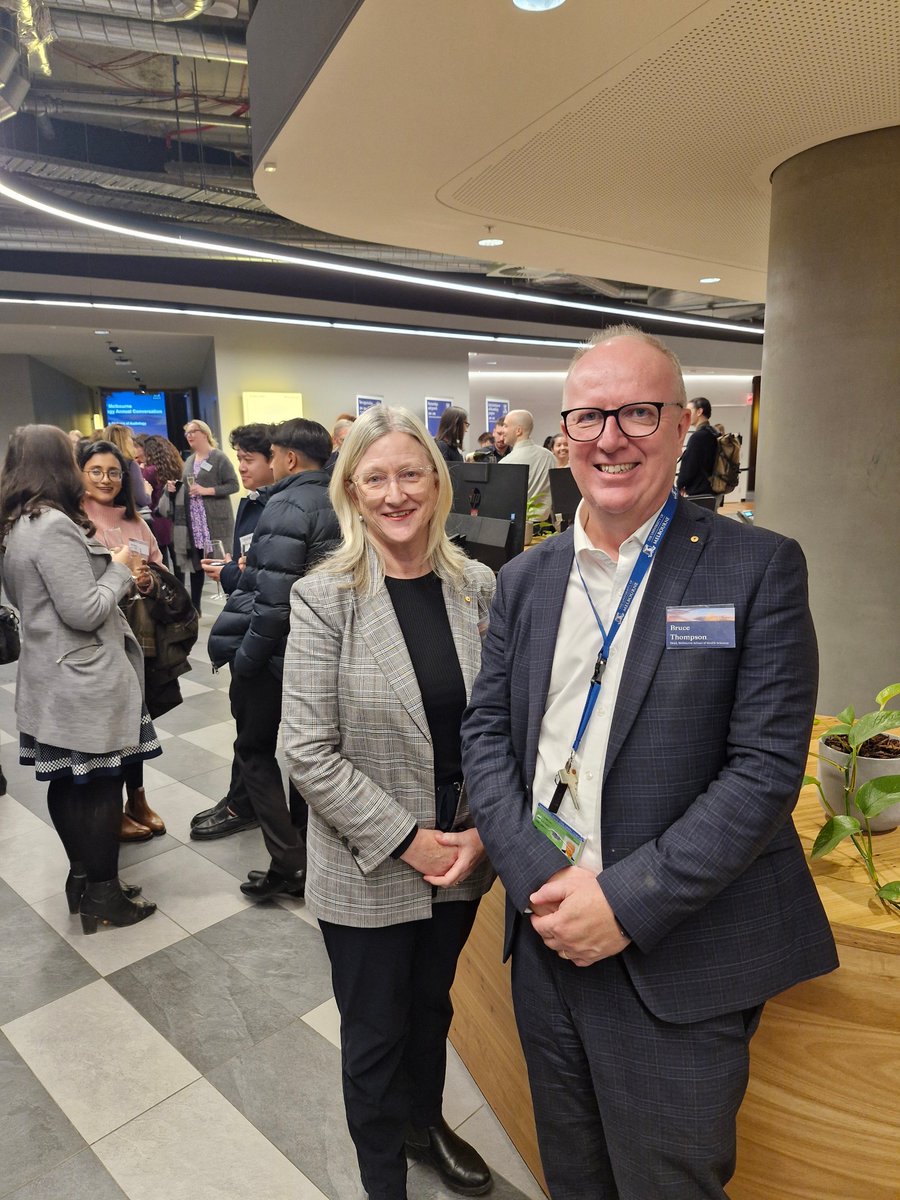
<box><xmin>0</xmin><ymin>425</ymin><xmax>159</xmax><ymax>933</ymax></box>
<box><xmin>158</xmin><ymin>419</ymin><xmax>239</xmax><ymax>614</ymax></box>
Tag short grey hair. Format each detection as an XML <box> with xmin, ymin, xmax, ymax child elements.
<box><xmin>564</xmin><ymin>324</ymin><xmax>687</xmax><ymax>408</ymax></box>
<box><xmin>505</xmin><ymin>409</ymin><xmax>534</xmax><ymax>437</ymax></box>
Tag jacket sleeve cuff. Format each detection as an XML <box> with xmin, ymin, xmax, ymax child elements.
<box><xmin>390</xmin><ymin>825</ymin><xmax>418</xmax><ymax>860</ymax></box>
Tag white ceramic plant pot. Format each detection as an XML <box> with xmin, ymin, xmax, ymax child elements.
<box><xmin>817</xmin><ymin>734</ymin><xmax>900</xmax><ymax>833</ymax></box>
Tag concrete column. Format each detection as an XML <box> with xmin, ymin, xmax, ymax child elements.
<box><xmin>757</xmin><ymin>127</ymin><xmax>900</xmax><ymax>716</ymax></box>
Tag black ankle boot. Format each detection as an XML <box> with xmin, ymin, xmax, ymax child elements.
<box><xmin>405</xmin><ymin>1117</ymin><xmax>492</xmax><ymax>1195</ymax></box>
<box><xmin>79</xmin><ymin>879</ymin><xmax>156</xmax><ymax>934</ymax></box>
<box><xmin>65</xmin><ymin>867</ymin><xmax>142</xmax><ymax>915</ymax></box>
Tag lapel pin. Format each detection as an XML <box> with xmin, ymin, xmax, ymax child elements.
<box><xmin>690</xmin><ymin>535</ymin><xmax>700</xmax><ymax>543</ymax></box>
<box><xmin>464</xmin><ymin>596</ymin><xmax>471</xmax><ymax>603</ymax></box>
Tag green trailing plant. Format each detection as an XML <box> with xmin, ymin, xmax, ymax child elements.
<box><xmin>805</xmin><ymin>684</ymin><xmax>900</xmax><ymax>916</ymax></box>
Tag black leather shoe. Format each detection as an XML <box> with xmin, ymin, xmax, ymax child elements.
<box><xmin>190</xmin><ymin>797</ymin><xmax>230</xmax><ymax>828</ymax></box>
<box><xmin>406</xmin><ymin>1118</ymin><xmax>492</xmax><ymax>1196</ymax></box>
<box><xmin>190</xmin><ymin>807</ymin><xmax>259</xmax><ymax>840</ymax></box>
<box><xmin>239</xmin><ymin>868</ymin><xmax>305</xmax><ymax>900</ymax></box>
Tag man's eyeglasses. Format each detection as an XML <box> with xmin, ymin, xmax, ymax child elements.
<box><xmin>85</xmin><ymin>467</ymin><xmax>123</xmax><ymax>482</ymax></box>
<box><xmin>561</xmin><ymin>402</ymin><xmax>684</xmax><ymax>441</ymax></box>
<box><xmin>350</xmin><ymin>466</ymin><xmax>436</xmax><ymax>497</ymax></box>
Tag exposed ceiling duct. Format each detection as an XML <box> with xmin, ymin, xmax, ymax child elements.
<box><xmin>0</xmin><ymin>38</ymin><xmax>29</xmax><ymax>121</ymax></box>
<box><xmin>48</xmin><ymin>0</ymin><xmax>239</xmax><ymax>18</ymax></box>
<box><xmin>45</xmin><ymin>8</ymin><xmax>247</xmax><ymax>61</ymax></box>
<box><xmin>22</xmin><ymin>93</ymin><xmax>250</xmax><ymax>129</ymax></box>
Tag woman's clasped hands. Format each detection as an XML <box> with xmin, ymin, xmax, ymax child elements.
<box><xmin>400</xmin><ymin>826</ymin><xmax>486</xmax><ymax>888</ymax></box>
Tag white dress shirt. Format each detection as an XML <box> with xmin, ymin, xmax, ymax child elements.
<box><xmin>531</xmin><ymin>499</ymin><xmax>664</xmax><ymax>873</ymax></box>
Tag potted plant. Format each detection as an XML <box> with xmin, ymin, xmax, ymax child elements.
<box><xmin>805</xmin><ymin>684</ymin><xmax>900</xmax><ymax>916</ymax></box>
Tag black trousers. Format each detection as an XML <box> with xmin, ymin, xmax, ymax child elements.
<box><xmin>224</xmin><ymin>753</ymin><xmax>254</xmax><ymax>820</ymax></box>
<box><xmin>228</xmin><ymin>667</ymin><xmax>306</xmax><ymax>874</ymax></box>
<box><xmin>320</xmin><ymin>899</ymin><xmax>480</xmax><ymax>1200</ymax></box>
<box><xmin>511</xmin><ymin>920</ymin><xmax>762</xmax><ymax>1200</ymax></box>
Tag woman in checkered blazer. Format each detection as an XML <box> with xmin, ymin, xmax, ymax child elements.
<box><xmin>284</xmin><ymin>406</ymin><xmax>496</xmax><ymax>1200</ymax></box>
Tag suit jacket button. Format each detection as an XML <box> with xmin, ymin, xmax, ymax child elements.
<box><xmin>350</xmin><ymin>846</ymin><xmax>359</xmax><ymax>856</ymax></box>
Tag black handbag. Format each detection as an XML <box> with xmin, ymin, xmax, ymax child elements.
<box><xmin>0</xmin><ymin>605</ymin><xmax>20</xmax><ymax>665</ymax></box>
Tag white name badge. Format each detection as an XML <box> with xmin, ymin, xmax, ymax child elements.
<box><xmin>666</xmin><ymin>604</ymin><xmax>736</xmax><ymax>648</ymax></box>
<box><xmin>128</xmin><ymin>538</ymin><xmax>150</xmax><ymax>557</ymax></box>
<box><xmin>239</xmin><ymin>533</ymin><xmax>253</xmax><ymax>555</ymax></box>
<box><xmin>199</xmin><ymin>460</ymin><xmax>213</xmax><ymax>472</ymax></box>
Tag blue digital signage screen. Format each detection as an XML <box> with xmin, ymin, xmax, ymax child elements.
<box><xmin>102</xmin><ymin>391</ymin><xmax>168</xmax><ymax>438</ymax></box>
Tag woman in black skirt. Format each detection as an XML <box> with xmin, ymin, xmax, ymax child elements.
<box><xmin>0</xmin><ymin>425</ymin><xmax>159</xmax><ymax>933</ymax></box>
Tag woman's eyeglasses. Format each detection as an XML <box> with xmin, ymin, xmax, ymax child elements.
<box><xmin>350</xmin><ymin>466</ymin><xmax>436</xmax><ymax>497</ymax></box>
<box><xmin>85</xmin><ymin>467</ymin><xmax>123</xmax><ymax>482</ymax></box>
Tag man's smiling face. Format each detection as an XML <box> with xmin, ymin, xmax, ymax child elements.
<box><xmin>563</xmin><ymin>337</ymin><xmax>690</xmax><ymax>537</ymax></box>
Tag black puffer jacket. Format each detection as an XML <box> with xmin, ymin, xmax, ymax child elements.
<box><xmin>208</xmin><ymin>470</ymin><xmax>339</xmax><ymax>680</ymax></box>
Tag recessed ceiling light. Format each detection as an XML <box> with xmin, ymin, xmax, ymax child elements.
<box><xmin>108</xmin><ymin>345</ymin><xmax>122</xmax><ymax>353</ymax></box>
<box><xmin>94</xmin><ymin>328</ymin><xmax>109</xmax><ymax>335</ymax></box>
<box><xmin>513</xmin><ymin>0</ymin><xmax>566</xmax><ymax>9</ymax></box>
<box><xmin>699</xmin><ymin>276</ymin><xmax>721</xmax><ymax>284</ymax></box>
<box><xmin>487</xmin><ymin>360</ymin><xmax>498</xmax><ymax>366</ymax></box>
<box><xmin>115</xmin><ymin>358</ymin><xmax>132</xmax><ymax>365</ymax></box>
<box><xmin>263</xmin><ymin>162</ymin><xmax>277</xmax><ymax>173</ymax></box>
<box><xmin>129</xmin><ymin>370</ymin><xmax>139</xmax><ymax>375</ymax></box>
<box><xmin>478</xmin><ymin>225</ymin><xmax>504</xmax><ymax>248</ymax></box>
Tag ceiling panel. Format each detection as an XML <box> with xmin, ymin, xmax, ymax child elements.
<box><xmin>255</xmin><ymin>0</ymin><xmax>900</xmax><ymax>303</ymax></box>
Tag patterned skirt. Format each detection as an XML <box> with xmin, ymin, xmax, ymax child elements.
<box><xmin>19</xmin><ymin>707</ymin><xmax>162</xmax><ymax>785</ymax></box>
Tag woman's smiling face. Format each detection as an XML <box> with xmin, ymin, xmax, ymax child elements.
<box><xmin>82</xmin><ymin>452</ymin><xmax>124</xmax><ymax>506</ymax></box>
<box><xmin>348</xmin><ymin>432</ymin><xmax>438</xmax><ymax>564</ymax></box>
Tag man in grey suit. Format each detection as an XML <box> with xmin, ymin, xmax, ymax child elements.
<box><xmin>461</xmin><ymin>326</ymin><xmax>838</xmax><ymax>1199</ymax></box>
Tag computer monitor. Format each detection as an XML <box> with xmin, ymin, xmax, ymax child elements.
<box><xmin>548</xmin><ymin>467</ymin><xmax>582</xmax><ymax>527</ymax></box>
<box><xmin>446</xmin><ymin>461</ymin><xmax>529</xmax><ymax>571</ymax></box>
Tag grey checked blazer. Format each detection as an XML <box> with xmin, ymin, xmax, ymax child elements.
<box><xmin>3</xmin><ymin>508</ymin><xmax>144</xmax><ymax>754</ymax></box>
<box><xmin>461</xmin><ymin>500</ymin><xmax>839</xmax><ymax>1024</ymax></box>
<box><xmin>283</xmin><ymin>558</ymin><xmax>496</xmax><ymax>927</ymax></box>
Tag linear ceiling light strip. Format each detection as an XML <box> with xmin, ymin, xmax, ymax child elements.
<box><xmin>0</xmin><ymin>174</ymin><xmax>763</xmax><ymax>341</ymax></box>
<box><xmin>0</xmin><ymin>294</ymin><xmax>584</xmax><ymax>349</ymax></box>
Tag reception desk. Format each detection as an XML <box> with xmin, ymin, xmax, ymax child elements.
<box><xmin>450</xmin><ymin>717</ymin><xmax>900</xmax><ymax>1199</ymax></box>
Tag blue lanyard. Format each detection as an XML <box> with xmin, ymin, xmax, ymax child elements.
<box><xmin>568</xmin><ymin>489</ymin><xmax>677</xmax><ymax>760</ymax></box>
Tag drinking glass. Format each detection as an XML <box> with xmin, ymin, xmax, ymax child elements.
<box><xmin>205</xmin><ymin>540</ymin><xmax>227</xmax><ymax>598</ymax></box>
<box><xmin>103</xmin><ymin>527</ymin><xmax>124</xmax><ymax>551</ymax></box>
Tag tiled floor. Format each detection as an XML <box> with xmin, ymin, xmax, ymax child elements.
<box><xmin>0</xmin><ymin>592</ymin><xmax>544</xmax><ymax>1200</ymax></box>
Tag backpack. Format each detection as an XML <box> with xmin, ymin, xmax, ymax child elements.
<box><xmin>708</xmin><ymin>432</ymin><xmax>741</xmax><ymax>495</ymax></box>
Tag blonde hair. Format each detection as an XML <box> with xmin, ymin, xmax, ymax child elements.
<box><xmin>184</xmin><ymin>418</ymin><xmax>218</xmax><ymax>449</ymax></box>
<box><xmin>102</xmin><ymin>423</ymin><xmax>136</xmax><ymax>459</ymax></box>
<box><xmin>319</xmin><ymin>405</ymin><xmax>470</xmax><ymax>596</ymax></box>
<box><xmin>565</xmin><ymin>323</ymin><xmax>687</xmax><ymax>409</ymax></box>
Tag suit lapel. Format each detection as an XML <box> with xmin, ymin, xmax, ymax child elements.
<box><xmin>524</xmin><ymin>532</ymin><xmax>574</xmax><ymax>780</ymax></box>
<box><xmin>603</xmin><ymin>503</ymin><xmax>712</xmax><ymax>781</ymax></box>
<box><xmin>356</xmin><ymin>586</ymin><xmax>431</xmax><ymax>743</ymax></box>
<box><xmin>443</xmin><ymin>569</ymin><xmax>482</xmax><ymax>698</ymax></box>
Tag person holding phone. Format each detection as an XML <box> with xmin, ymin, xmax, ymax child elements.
<box><xmin>0</xmin><ymin>425</ymin><xmax>159</xmax><ymax>933</ymax></box>
<box><xmin>76</xmin><ymin>439</ymin><xmax>167</xmax><ymax>843</ymax></box>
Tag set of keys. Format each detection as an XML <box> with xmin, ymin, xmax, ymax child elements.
<box><xmin>549</xmin><ymin>758</ymin><xmax>579</xmax><ymax>813</ymax></box>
